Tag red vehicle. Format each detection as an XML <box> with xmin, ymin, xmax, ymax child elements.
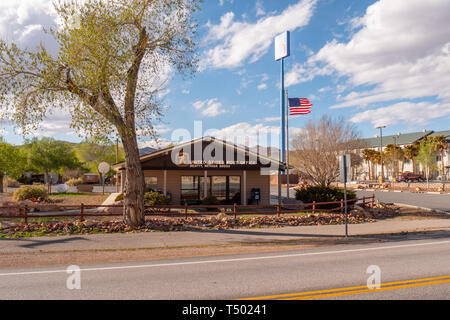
<box><xmin>396</xmin><ymin>172</ymin><xmax>425</xmax><ymax>182</ymax></box>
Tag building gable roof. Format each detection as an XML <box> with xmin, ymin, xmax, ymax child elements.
<box><xmin>113</xmin><ymin>136</ymin><xmax>285</xmax><ymax>170</ymax></box>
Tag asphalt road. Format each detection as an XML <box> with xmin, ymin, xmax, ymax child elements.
<box><xmin>1</xmin><ymin>237</ymin><xmax>449</xmax><ymax>299</ymax></box>
<box><xmin>355</xmin><ymin>190</ymin><xmax>450</xmax><ymax>213</ymax></box>
<box><xmin>270</xmin><ymin>186</ymin><xmax>450</xmax><ymax>213</ymax></box>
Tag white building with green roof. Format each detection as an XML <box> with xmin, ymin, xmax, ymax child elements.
<box><xmin>356</xmin><ymin>130</ymin><xmax>450</xmax><ymax>181</ymax></box>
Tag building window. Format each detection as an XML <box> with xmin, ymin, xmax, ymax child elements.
<box><xmin>145</xmin><ymin>176</ymin><xmax>158</xmax><ymax>192</ymax></box>
<box><xmin>180</xmin><ymin>175</ymin><xmax>241</xmax><ymax>204</ymax></box>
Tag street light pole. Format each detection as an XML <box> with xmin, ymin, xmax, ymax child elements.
<box><xmin>376</xmin><ymin>125</ymin><xmax>386</xmax><ymax>183</ymax></box>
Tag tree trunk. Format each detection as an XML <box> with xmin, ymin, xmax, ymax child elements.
<box><xmin>44</xmin><ymin>170</ymin><xmax>50</xmax><ymax>194</ymax></box>
<box><xmin>120</xmin><ymin>132</ymin><xmax>145</xmax><ymax>227</ymax></box>
<box><xmin>0</xmin><ymin>174</ymin><xmax>3</xmax><ymax>193</ymax></box>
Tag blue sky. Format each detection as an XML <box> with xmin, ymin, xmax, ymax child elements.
<box><xmin>1</xmin><ymin>0</ymin><xmax>450</xmax><ymax>148</ymax></box>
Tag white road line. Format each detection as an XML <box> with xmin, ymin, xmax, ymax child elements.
<box><xmin>1</xmin><ymin>240</ymin><xmax>450</xmax><ymax>277</ymax></box>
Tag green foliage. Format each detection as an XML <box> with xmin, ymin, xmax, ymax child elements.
<box><xmin>66</xmin><ymin>177</ymin><xmax>83</xmax><ymax>186</ymax></box>
<box><xmin>0</xmin><ymin>140</ymin><xmax>27</xmax><ymax>179</ymax></box>
<box><xmin>13</xmin><ymin>185</ymin><xmax>48</xmax><ymax>201</ymax></box>
<box><xmin>295</xmin><ymin>186</ymin><xmax>356</xmax><ymax>209</ymax></box>
<box><xmin>201</xmin><ymin>195</ymin><xmax>220</xmax><ymax>205</ymax></box>
<box><xmin>73</xmin><ymin>140</ymin><xmax>124</xmax><ymax>175</ymax></box>
<box><xmin>144</xmin><ymin>192</ymin><xmax>171</xmax><ymax>206</ymax></box>
<box><xmin>115</xmin><ymin>193</ymin><xmax>124</xmax><ymax>202</ymax></box>
<box><xmin>416</xmin><ymin>137</ymin><xmax>438</xmax><ymax>180</ymax></box>
<box><xmin>23</xmin><ymin>137</ymin><xmax>81</xmax><ymax>177</ymax></box>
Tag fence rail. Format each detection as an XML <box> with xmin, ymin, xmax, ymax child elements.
<box><xmin>0</xmin><ymin>195</ymin><xmax>375</xmax><ymax>224</ymax></box>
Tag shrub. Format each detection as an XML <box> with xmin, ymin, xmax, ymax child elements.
<box><xmin>5</xmin><ymin>178</ymin><xmax>20</xmax><ymax>188</ymax></box>
<box><xmin>144</xmin><ymin>191</ymin><xmax>172</xmax><ymax>206</ymax></box>
<box><xmin>201</xmin><ymin>195</ymin><xmax>219</xmax><ymax>205</ymax></box>
<box><xmin>295</xmin><ymin>186</ymin><xmax>356</xmax><ymax>209</ymax></box>
<box><xmin>115</xmin><ymin>193</ymin><xmax>123</xmax><ymax>202</ymax></box>
<box><xmin>66</xmin><ymin>178</ymin><xmax>83</xmax><ymax>186</ymax></box>
<box><xmin>13</xmin><ymin>185</ymin><xmax>48</xmax><ymax>201</ymax></box>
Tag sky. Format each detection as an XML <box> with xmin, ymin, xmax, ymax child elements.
<box><xmin>1</xmin><ymin>0</ymin><xmax>450</xmax><ymax>148</ymax></box>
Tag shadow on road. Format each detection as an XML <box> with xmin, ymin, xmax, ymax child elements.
<box><xmin>0</xmin><ymin>236</ymin><xmax>89</xmax><ymax>249</ymax></box>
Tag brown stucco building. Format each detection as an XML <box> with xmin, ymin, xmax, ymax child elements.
<box><xmin>113</xmin><ymin>137</ymin><xmax>284</xmax><ymax>205</ymax></box>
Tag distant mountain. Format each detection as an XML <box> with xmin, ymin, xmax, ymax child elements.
<box><xmin>249</xmin><ymin>145</ymin><xmax>280</xmax><ymax>158</ymax></box>
<box><xmin>139</xmin><ymin>147</ymin><xmax>157</xmax><ymax>156</ymax></box>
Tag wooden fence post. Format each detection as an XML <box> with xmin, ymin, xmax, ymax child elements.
<box><xmin>23</xmin><ymin>205</ymin><xmax>28</xmax><ymax>224</ymax></box>
<box><xmin>362</xmin><ymin>196</ymin><xmax>366</xmax><ymax>208</ymax></box>
<box><xmin>184</xmin><ymin>202</ymin><xmax>188</xmax><ymax>219</ymax></box>
<box><xmin>277</xmin><ymin>203</ymin><xmax>280</xmax><ymax>217</ymax></box>
<box><xmin>371</xmin><ymin>194</ymin><xmax>375</xmax><ymax>208</ymax></box>
<box><xmin>312</xmin><ymin>201</ymin><xmax>316</xmax><ymax>215</ymax></box>
<box><xmin>233</xmin><ymin>203</ymin><xmax>237</xmax><ymax>220</ymax></box>
<box><xmin>80</xmin><ymin>203</ymin><xmax>85</xmax><ymax>222</ymax></box>
<box><xmin>340</xmin><ymin>199</ymin><xmax>344</xmax><ymax>215</ymax></box>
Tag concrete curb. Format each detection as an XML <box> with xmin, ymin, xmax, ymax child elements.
<box><xmin>393</xmin><ymin>202</ymin><xmax>449</xmax><ymax>215</ymax></box>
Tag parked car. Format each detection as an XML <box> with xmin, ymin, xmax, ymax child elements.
<box><xmin>396</xmin><ymin>172</ymin><xmax>425</xmax><ymax>182</ymax></box>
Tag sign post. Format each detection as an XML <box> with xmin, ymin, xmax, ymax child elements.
<box><xmin>274</xmin><ymin>31</ymin><xmax>290</xmax><ymax>203</ymax></box>
<box><xmin>98</xmin><ymin>162</ymin><xmax>111</xmax><ymax>195</ymax></box>
<box><xmin>339</xmin><ymin>154</ymin><xmax>351</xmax><ymax>238</ymax></box>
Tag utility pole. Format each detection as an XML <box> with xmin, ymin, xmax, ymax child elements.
<box><xmin>286</xmin><ymin>89</ymin><xmax>290</xmax><ymax>200</ymax></box>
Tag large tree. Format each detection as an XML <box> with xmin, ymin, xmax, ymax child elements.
<box><xmin>74</xmin><ymin>139</ymin><xmax>125</xmax><ymax>181</ymax></box>
<box><xmin>416</xmin><ymin>136</ymin><xmax>438</xmax><ymax>188</ymax></box>
<box><xmin>24</xmin><ymin>137</ymin><xmax>81</xmax><ymax>191</ymax></box>
<box><xmin>0</xmin><ymin>0</ymin><xmax>200</xmax><ymax>226</ymax></box>
<box><xmin>0</xmin><ymin>138</ymin><xmax>27</xmax><ymax>193</ymax></box>
<box><xmin>290</xmin><ymin>115</ymin><xmax>361</xmax><ymax>187</ymax></box>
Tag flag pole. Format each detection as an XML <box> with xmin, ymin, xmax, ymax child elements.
<box><xmin>286</xmin><ymin>89</ymin><xmax>290</xmax><ymax>200</ymax></box>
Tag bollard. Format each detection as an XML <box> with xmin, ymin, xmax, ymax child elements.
<box><xmin>312</xmin><ymin>201</ymin><xmax>316</xmax><ymax>215</ymax></box>
<box><xmin>233</xmin><ymin>203</ymin><xmax>237</xmax><ymax>220</ymax></box>
<box><xmin>340</xmin><ymin>199</ymin><xmax>344</xmax><ymax>215</ymax></box>
<box><xmin>184</xmin><ymin>202</ymin><xmax>188</xmax><ymax>220</ymax></box>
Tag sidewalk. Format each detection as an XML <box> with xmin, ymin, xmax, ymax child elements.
<box><xmin>2</xmin><ymin>218</ymin><xmax>450</xmax><ymax>255</ymax></box>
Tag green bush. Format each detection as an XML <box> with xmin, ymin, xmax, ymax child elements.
<box><xmin>201</xmin><ymin>195</ymin><xmax>219</xmax><ymax>205</ymax></box>
<box><xmin>66</xmin><ymin>177</ymin><xmax>83</xmax><ymax>186</ymax></box>
<box><xmin>144</xmin><ymin>191</ymin><xmax>172</xmax><ymax>206</ymax></box>
<box><xmin>13</xmin><ymin>185</ymin><xmax>48</xmax><ymax>201</ymax></box>
<box><xmin>295</xmin><ymin>186</ymin><xmax>356</xmax><ymax>209</ymax></box>
<box><xmin>115</xmin><ymin>193</ymin><xmax>124</xmax><ymax>202</ymax></box>
<box><xmin>5</xmin><ymin>178</ymin><xmax>20</xmax><ymax>188</ymax></box>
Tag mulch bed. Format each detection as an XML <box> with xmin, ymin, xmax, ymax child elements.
<box><xmin>0</xmin><ymin>213</ymin><xmax>375</xmax><ymax>238</ymax></box>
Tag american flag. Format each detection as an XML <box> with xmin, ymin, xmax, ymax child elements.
<box><xmin>288</xmin><ymin>98</ymin><xmax>312</xmax><ymax>115</ymax></box>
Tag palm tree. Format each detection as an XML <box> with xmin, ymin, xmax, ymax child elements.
<box><xmin>372</xmin><ymin>150</ymin><xmax>383</xmax><ymax>180</ymax></box>
<box><xmin>404</xmin><ymin>144</ymin><xmax>419</xmax><ymax>173</ymax></box>
<box><xmin>384</xmin><ymin>144</ymin><xmax>404</xmax><ymax>178</ymax></box>
<box><xmin>434</xmin><ymin>135</ymin><xmax>448</xmax><ymax>180</ymax></box>
<box><xmin>362</xmin><ymin>149</ymin><xmax>372</xmax><ymax>180</ymax></box>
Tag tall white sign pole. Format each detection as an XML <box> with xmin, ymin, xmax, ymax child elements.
<box><xmin>275</xmin><ymin>31</ymin><xmax>290</xmax><ymax>203</ymax></box>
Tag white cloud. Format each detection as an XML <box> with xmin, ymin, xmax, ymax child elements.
<box><xmin>350</xmin><ymin>101</ymin><xmax>450</xmax><ymax>127</ymax></box>
<box><xmin>292</xmin><ymin>0</ymin><xmax>450</xmax><ymax>125</ymax></box>
<box><xmin>255</xmin><ymin>1</ymin><xmax>266</xmax><ymax>17</ymax></box>
<box><xmin>257</xmin><ymin>83</ymin><xmax>267</xmax><ymax>90</ymax></box>
<box><xmin>0</xmin><ymin>0</ymin><xmax>57</xmax><ymax>50</ymax></box>
<box><xmin>201</xmin><ymin>0</ymin><xmax>317</xmax><ymax>69</ymax></box>
<box><xmin>181</xmin><ymin>89</ymin><xmax>190</xmax><ymax>94</ymax></box>
<box><xmin>192</xmin><ymin>98</ymin><xmax>226</xmax><ymax>117</ymax></box>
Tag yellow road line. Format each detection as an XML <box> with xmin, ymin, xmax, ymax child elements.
<box><xmin>287</xmin><ymin>279</ymin><xmax>450</xmax><ymax>300</ymax></box>
<box><xmin>240</xmin><ymin>275</ymin><xmax>450</xmax><ymax>300</ymax></box>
